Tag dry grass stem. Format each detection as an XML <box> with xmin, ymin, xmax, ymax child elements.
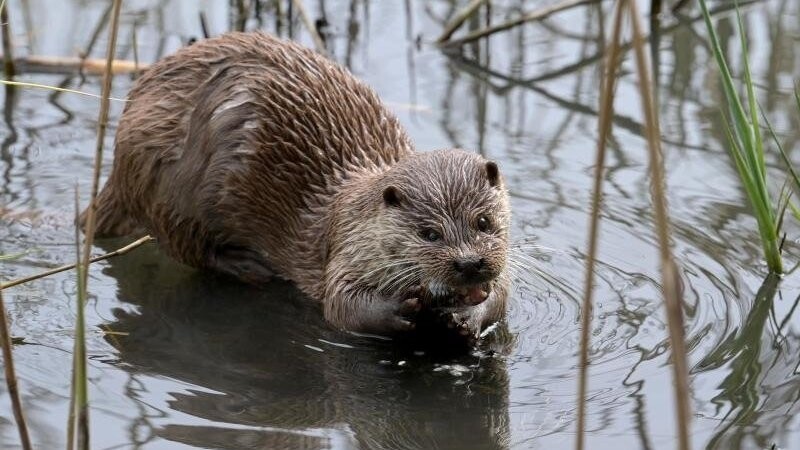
<box><xmin>0</xmin><ymin>289</ymin><xmax>32</xmax><ymax>449</ymax></box>
<box><xmin>290</xmin><ymin>0</ymin><xmax>327</xmax><ymax>55</ymax></box>
<box><xmin>436</xmin><ymin>0</ymin><xmax>488</xmax><ymax>43</ymax></box>
<box><xmin>70</xmin><ymin>0</ymin><xmax>124</xmax><ymax>447</ymax></box>
<box><xmin>80</xmin><ymin>0</ymin><xmax>124</xmax><ymax>282</ymax></box>
<box><xmin>443</xmin><ymin>0</ymin><xmax>599</xmax><ymax>47</ymax></box>
<box><xmin>66</xmin><ymin>188</ymin><xmax>81</xmax><ymax>450</ymax></box>
<box><xmin>132</xmin><ymin>27</ymin><xmax>140</xmax><ymax>76</ymax></box>
<box><xmin>0</xmin><ymin>235</ymin><xmax>154</xmax><ymax>290</ymax></box>
<box><xmin>0</xmin><ymin>79</ymin><xmax>128</xmax><ymax>100</ymax></box>
<box><xmin>628</xmin><ymin>0</ymin><xmax>691</xmax><ymax>448</ymax></box>
<box><xmin>78</xmin><ymin>0</ymin><xmax>112</xmax><ymax>67</ymax></box>
<box><xmin>575</xmin><ymin>1</ymin><xmax>626</xmax><ymax>449</ymax></box>
<box><xmin>199</xmin><ymin>11</ymin><xmax>210</xmax><ymax>39</ymax></box>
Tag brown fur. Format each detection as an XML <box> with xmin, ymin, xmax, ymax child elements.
<box><xmin>86</xmin><ymin>32</ymin><xmax>511</xmax><ymax>338</ymax></box>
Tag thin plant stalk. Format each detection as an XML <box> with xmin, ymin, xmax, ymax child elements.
<box><xmin>0</xmin><ymin>288</ymin><xmax>33</xmax><ymax>449</ymax></box>
<box><xmin>80</xmin><ymin>0</ymin><xmax>123</xmax><ymax>294</ymax></box>
<box><xmin>628</xmin><ymin>0</ymin><xmax>691</xmax><ymax>448</ymax></box>
<box><xmin>436</xmin><ymin>0</ymin><xmax>487</xmax><ymax>43</ymax></box>
<box><xmin>0</xmin><ymin>79</ymin><xmax>129</xmax><ymax>101</ymax></box>
<box><xmin>67</xmin><ymin>187</ymin><xmax>84</xmax><ymax>450</ymax></box>
<box><xmin>443</xmin><ymin>0</ymin><xmax>597</xmax><ymax>47</ymax></box>
<box><xmin>699</xmin><ymin>0</ymin><xmax>782</xmax><ymax>274</ymax></box>
<box><xmin>1</xmin><ymin>235</ymin><xmax>153</xmax><ymax>290</ymax></box>
<box><xmin>1</xmin><ymin>0</ymin><xmax>15</xmax><ymax>78</ymax></box>
<box><xmin>132</xmin><ymin>23</ymin><xmax>139</xmax><ymax>77</ymax></box>
<box><xmin>69</xmin><ymin>0</ymin><xmax>123</xmax><ymax>448</ymax></box>
<box><xmin>199</xmin><ymin>11</ymin><xmax>210</xmax><ymax>39</ymax></box>
<box><xmin>290</xmin><ymin>0</ymin><xmax>326</xmax><ymax>54</ymax></box>
<box><xmin>575</xmin><ymin>1</ymin><xmax>625</xmax><ymax>449</ymax></box>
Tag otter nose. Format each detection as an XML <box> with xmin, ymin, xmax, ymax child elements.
<box><xmin>453</xmin><ymin>257</ymin><xmax>485</xmax><ymax>276</ymax></box>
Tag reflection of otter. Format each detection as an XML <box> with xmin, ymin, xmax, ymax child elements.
<box><xmin>102</xmin><ymin>243</ymin><xmax>511</xmax><ymax>449</ymax></box>
<box><xmin>85</xmin><ymin>32</ymin><xmax>511</xmax><ymax>339</ymax></box>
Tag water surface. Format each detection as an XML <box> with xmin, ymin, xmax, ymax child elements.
<box><xmin>1</xmin><ymin>1</ymin><xmax>800</xmax><ymax>449</ymax></box>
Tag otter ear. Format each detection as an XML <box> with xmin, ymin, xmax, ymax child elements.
<box><xmin>485</xmin><ymin>161</ymin><xmax>501</xmax><ymax>187</ymax></box>
<box><xmin>383</xmin><ymin>186</ymin><xmax>403</xmax><ymax>207</ymax></box>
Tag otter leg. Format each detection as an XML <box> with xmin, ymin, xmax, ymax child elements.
<box><xmin>81</xmin><ymin>183</ymin><xmax>141</xmax><ymax>237</ymax></box>
<box><xmin>209</xmin><ymin>245</ymin><xmax>276</xmax><ymax>285</ymax></box>
<box><xmin>323</xmin><ymin>285</ymin><xmax>422</xmax><ymax>334</ymax></box>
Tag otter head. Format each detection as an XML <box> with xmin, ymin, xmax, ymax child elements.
<box><xmin>379</xmin><ymin>149</ymin><xmax>510</xmax><ymax>303</ymax></box>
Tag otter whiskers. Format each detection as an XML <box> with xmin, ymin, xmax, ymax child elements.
<box><xmin>378</xmin><ymin>264</ymin><xmax>422</xmax><ymax>294</ymax></box>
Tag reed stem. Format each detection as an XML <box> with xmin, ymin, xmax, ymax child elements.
<box><xmin>0</xmin><ymin>288</ymin><xmax>33</xmax><ymax>449</ymax></box>
<box><xmin>1</xmin><ymin>0</ymin><xmax>15</xmax><ymax>78</ymax></box>
<box><xmin>575</xmin><ymin>1</ymin><xmax>625</xmax><ymax>449</ymax></box>
<box><xmin>69</xmin><ymin>0</ymin><xmax>124</xmax><ymax>447</ymax></box>
<box><xmin>628</xmin><ymin>0</ymin><xmax>691</xmax><ymax>448</ymax></box>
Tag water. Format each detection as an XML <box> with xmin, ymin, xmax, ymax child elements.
<box><xmin>1</xmin><ymin>0</ymin><xmax>799</xmax><ymax>449</ymax></box>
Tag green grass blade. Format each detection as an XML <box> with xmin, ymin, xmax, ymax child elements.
<box><xmin>794</xmin><ymin>83</ymin><xmax>800</xmax><ymax>114</ymax></box>
<box><xmin>700</xmin><ymin>0</ymin><xmax>750</xmax><ymax>143</ymax></box>
<box><xmin>762</xmin><ymin>106</ymin><xmax>800</xmax><ymax>195</ymax></box>
<box><xmin>0</xmin><ymin>251</ymin><xmax>26</xmax><ymax>261</ymax></box>
<box><xmin>790</xmin><ymin>202</ymin><xmax>800</xmax><ymax>223</ymax></box>
<box><xmin>700</xmin><ymin>0</ymin><xmax>782</xmax><ymax>273</ymax></box>
<box><xmin>736</xmin><ymin>5</ymin><xmax>765</xmax><ymax>175</ymax></box>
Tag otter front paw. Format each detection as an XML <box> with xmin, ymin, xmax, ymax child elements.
<box><xmin>396</xmin><ymin>297</ymin><xmax>422</xmax><ymax>330</ymax></box>
<box><xmin>374</xmin><ymin>289</ymin><xmax>422</xmax><ymax>333</ymax></box>
<box><xmin>411</xmin><ymin>307</ymin><xmax>481</xmax><ymax>348</ymax></box>
<box><xmin>444</xmin><ymin>312</ymin><xmax>480</xmax><ymax>346</ymax></box>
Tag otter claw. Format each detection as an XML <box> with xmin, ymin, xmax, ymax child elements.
<box><xmin>458</xmin><ymin>320</ymin><xmax>471</xmax><ymax>336</ymax></box>
<box><xmin>387</xmin><ymin>298</ymin><xmax>419</xmax><ymax>333</ymax></box>
<box><xmin>395</xmin><ymin>318</ymin><xmax>415</xmax><ymax>332</ymax></box>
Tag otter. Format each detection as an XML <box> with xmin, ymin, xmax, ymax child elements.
<box><xmin>85</xmin><ymin>32</ymin><xmax>511</xmax><ymax>340</ymax></box>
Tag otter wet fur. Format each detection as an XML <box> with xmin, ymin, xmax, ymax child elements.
<box><xmin>84</xmin><ymin>32</ymin><xmax>511</xmax><ymax>344</ymax></box>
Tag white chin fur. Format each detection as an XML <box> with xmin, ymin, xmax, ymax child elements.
<box><xmin>427</xmin><ymin>280</ymin><xmax>450</xmax><ymax>298</ymax></box>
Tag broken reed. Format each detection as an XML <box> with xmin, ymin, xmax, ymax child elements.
<box><xmin>576</xmin><ymin>1</ymin><xmax>691</xmax><ymax>450</ymax></box>
<box><xmin>699</xmin><ymin>0</ymin><xmax>783</xmax><ymax>274</ymax></box>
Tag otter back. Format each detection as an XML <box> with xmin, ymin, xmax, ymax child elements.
<box><xmin>89</xmin><ymin>32</ymin><xmax>413</xmax><ymax>285</ymax></box>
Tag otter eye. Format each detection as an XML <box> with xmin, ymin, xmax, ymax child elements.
<box><xmin>477</xmin><ymin>215</ymin><xmax>491</xmax><ymax>232</ymax></box>
<box><xmin>420</xmin><ymin>228</ymin><xmax>441</xmax><ymax>242</ymax></box>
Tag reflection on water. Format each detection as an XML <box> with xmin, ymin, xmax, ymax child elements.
<box><xmin>101</xmin><ymin>243</ymin><xmax>511</xmax><ymax>449</ymax></box>
<box><xmin>1</xmin><ymin>0</ymin><xmax>800</xmax><ymax>449</ymax></box>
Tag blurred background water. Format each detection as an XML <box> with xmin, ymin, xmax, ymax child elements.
<box><xmin>1</xmin><ymin>0</ymin><xmax>799</xmax><ymax>448</ymax></box>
